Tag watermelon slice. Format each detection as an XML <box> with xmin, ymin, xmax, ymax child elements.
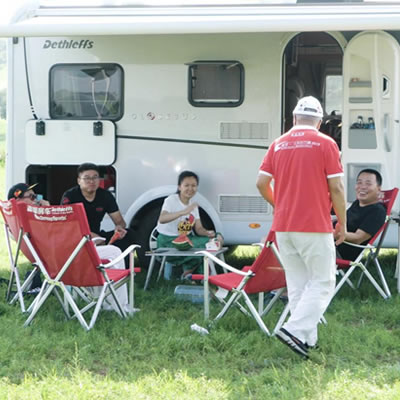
<box><xmin>108</xmin><ymin>231</ymin><xmax>121</xmax><ymax>245</ymax></box>
<box><xmin>172</xmin><ymin>234</ymin><xmax>194</xmax><ymax>251</ymax></box>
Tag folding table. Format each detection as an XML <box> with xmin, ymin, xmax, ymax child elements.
<box><xmin>144</xmin><ymin>247</ymin><xmax>228</xmax><ymax>291</ymax></box>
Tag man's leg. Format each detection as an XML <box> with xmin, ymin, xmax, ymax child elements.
<box><xmin>276</xmin><ymin>232</ymin><xmax>309</xmax><ymax>318</ymax></box>
<box><xmin>282</xmin><ymin>232</ymin><xmax>336</xmax><ymax>346</ymax></box>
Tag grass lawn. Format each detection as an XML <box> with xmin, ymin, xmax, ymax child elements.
<box><xmin>0</xmin><ymin>152</ymin><xmax>400</xmax><ymax>398</ymax></box>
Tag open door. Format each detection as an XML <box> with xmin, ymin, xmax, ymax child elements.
<box><xmin>342</xmin><ymin>31</ymin><xmax>400</xmax><ymax>203</ymax></box>
<box><xmin>282</xmin><ymin>32</ymin><xmax>343</xmax><ymax>142</ymax></box>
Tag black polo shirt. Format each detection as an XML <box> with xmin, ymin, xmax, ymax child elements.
<box><xmin>61</xmin><ymin>186</ymin><xmax>119</xmax><ymax>234</ymax></box>
<box><xmin>337</xmin><ymin>200</ymin><xmax>386</xmax><ymax>261</ymax></box>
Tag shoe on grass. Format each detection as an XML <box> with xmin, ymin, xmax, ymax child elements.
<box><xmin>275</xmin><ymin>327</ymin><xmax>309</xmax><ymax>359</ymax></box>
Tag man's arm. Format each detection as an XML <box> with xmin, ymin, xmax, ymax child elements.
<box><xmin>109</xmin><ymin>210</ymin><xmax>127</xmax><ymax>238</ymax></box>
<box><xmin>343</xmin><ymin>229</ymin><xmax>371</xmax><ymax>245</ymax></box>
<box><xmin>256</xmin><ymin>174</ymin><xmax>274</xmax><ymax>207</ymax></box>
<box><xmin>328</xmin><ymin>176</ymin><xmax>347</xmax><ymax>245</ymax></box>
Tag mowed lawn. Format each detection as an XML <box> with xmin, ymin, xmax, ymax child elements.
<box><xmin>0</xmin><ymin>119</ymin><xmax>400</xmax><ymax>398</ymax></box>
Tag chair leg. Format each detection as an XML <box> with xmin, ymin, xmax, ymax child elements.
<box><xmin>273</xmin><ymin>303</ymin><xmax>290</xmax><ymax>334</ymax></box>
<box><xmin>374</xmin><ymin>259</ymin><xmax>391</xmax><ymax>298</ymax></box>
<box><xmin>10</xmin><ymin>267</ymin><xmax>26</xmax><ymax>312</ymax></box>
<box><xmin>261</xmin><ymin>287</ymin><xmax>285</xmax><ymax>317</ymax></box>
<box><xmin>157</xmin><ymin>257</ymin><xmax>167</xmax><ymax>282</ymax></box>
<box><xmin>89</xmin><ymin>285</ymin><xmax>109</xmax><ymax>330</ymax></box>
<box><xmin>24</xmin><ymin>282</ymin><xmax>55</xmax><ymax>327</ymax></box>
<box><xmin>61</xmin><ymin>285</ymin><xmax>90</xmax><ymax>331</ymax></box>
<box><xmin>242</xmin><ymin>292</ymin><xmax>271</xmax><ymax>336</ymax></box>
<box><xmin>338</xmin><ymin>269</ymin><xmax>356</xmax><ymax>290</ymax></box>
<box><xmin>359</xmin><ymin>264</ymin><xmax>389</xmax><ymax>299</ymax></box>
<box><xmin>6</xmin><ymin>267</ymin><xmax>15</xmax><ymax>302</ymax></box>
<box><xmin>333</xmin><ymin>265</ymin><xmax>358</xmax><ymax>297</ymax></box>
<box><xmin>212</xmin><ymin>291</ymin><xmax>243</xmax><ymax>324</ymax></box>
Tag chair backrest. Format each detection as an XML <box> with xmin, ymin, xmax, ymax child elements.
<box><xmin>16</xmin><ymin>202</ymin><xmax>106</xmax><ymax>286</ymax></box>
<box><xmin>0</xmin><ymin>199</ymin><xmax>36</xmax><ymax>263</ymax></box>
<box><xmin>369</xmin><ymin>188</ymin><xmax>399</xmax><ymax>244</ymax></box>
<box><xmin>244</xmin><ymin>231</ymin><xmax>286</xmax><ymax>294</ymax></box>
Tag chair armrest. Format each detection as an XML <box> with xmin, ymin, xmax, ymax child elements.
<box><xmin>341</xmin><ymin>241</ymin><xmax>373</xmax><ymax>250</ymax></box>
<box><xmin>196</xmin><ymin>250</ymin><xmax>251</xmax><ymax>276</ymax></box>
<box><xmin>102</xmin><ymin>244</ymin><xmax>141</xmax><ymax>269</ymax></box>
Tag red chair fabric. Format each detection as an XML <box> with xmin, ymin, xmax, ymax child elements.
<box><xmin>16</xmin><ymin>202</ymin><xmax>140</xmax><ymax>330</ymax></box>
<box><xmin>208</xmin><ymin>231</ymin><xmax>286</xmax><ymax>294</ymax></box>
<box><xmin>0</xmin><ymin>199</ymin><xmax>40</xmax><ymax>312</ymax></box>
<box><xmin>0</xmin><ymin>199</ymin><xmax>35</xmax><ymax>263</ymax></box>
<box><xmin>195</xmin><ymin>230</ymin><xmax>288</xmax><ymax>336</ymax></box>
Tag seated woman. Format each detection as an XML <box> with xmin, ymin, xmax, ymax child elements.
<box><xmin>156</xmin><ymin>170</ymin><xmax>223</xmax><ymax>280</ymax></box>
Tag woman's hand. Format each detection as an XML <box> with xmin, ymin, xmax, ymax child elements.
<box><xmin>206</xmin><ymin>230</ymin><xmax>216</xmax><ymax>238</ymax></box>
<box><xmin>181</xmin><ymin>202</ymin><xmax>198</xmax><ymax>216</ymax></box>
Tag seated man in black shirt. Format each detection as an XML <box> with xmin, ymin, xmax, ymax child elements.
<box><xmin>335</xmin><ymin>168</ymin><xmax>386</xmax><ymax>260</ymax></box>
<box><xmin>61</xmin><ymin>163</ymin><xmax>133</xmax><ymax>263</ymax></box>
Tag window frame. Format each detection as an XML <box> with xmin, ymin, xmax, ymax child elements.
<box><xmin>187</xmin><ymin>60</ymin><xmax>244</xmax><ymax>108</ymax></box>
<box><xmin>49</xmin><ymin>63</ymin><xmax>124</xmax><ymax>121</ymax></box>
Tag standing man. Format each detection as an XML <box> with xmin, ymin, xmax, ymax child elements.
<box><xmin>61</xmin><ymin>163</ymin><xmax>133</xmax><ymax>262</ymax></box>
<box><xmin>256</xmin><ymin>96</ymin><xmax>347</xmax><ymax>358</ymax></box>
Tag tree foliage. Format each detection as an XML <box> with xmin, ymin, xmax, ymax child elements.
<box><xmin>0</xmin><ymin>88</ymin><xmax>6</xmax><ymax>119</ymax></box>
<box><xmin>0</xmin><ymin>40</ymin><xmax>6</xmax><ymax>65</ymax></box>
<box><xmin>0</xmin><ymin>39</ymin><xmax>6</xmax><ymax>119</ymax></box>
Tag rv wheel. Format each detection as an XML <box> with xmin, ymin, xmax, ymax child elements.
<box><xmin>133</xmin><ymin>206</ymin><xmax>161</xmax><ymax>269</ymax></box>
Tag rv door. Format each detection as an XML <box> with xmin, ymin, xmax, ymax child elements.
<box><xmin>342</xmin><ymin>31</ymin><xmax>400</xmax><ymax>201</ymax></box>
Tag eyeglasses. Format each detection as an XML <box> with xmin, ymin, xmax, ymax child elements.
<box><xmin>80</xmin><ymin>175</ymin><xmax>100</xmax><ymax>182</ymax></box>
<box><xmin>23</xmin><ymin>193</ymin><xmax>37</xmax><ymax>201</ymax></box>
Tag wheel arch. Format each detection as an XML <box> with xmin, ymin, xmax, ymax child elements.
<box><xmin>125</xmin><ymin>185</ymin><xmax>223</xmax><ymax>235</ymax></box>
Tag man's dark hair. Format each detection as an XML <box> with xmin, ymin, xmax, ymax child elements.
<box><xmin>77</xmin><ymin>163</ymin><xmax>100</xmax><ymax>176</ymax></box>
<box><xmin>357</xmin><ymin>168</ymin><xmax>382</xmax><ymax>186</ymax></box>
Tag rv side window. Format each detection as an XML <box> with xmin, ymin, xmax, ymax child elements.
<box><xmin>325</xmin><ymin>75</ymin><xmax>343</xmax><ymax>115</ymax></box>
<box><xmin>188</xmin><ymin>61</ymin><xmax>244</xmax><ymax>107</ymax></box>
<box><xmin>49</xmin><ymin>64</ymin><xmax>123</xmax><ymax>120</ymax></box>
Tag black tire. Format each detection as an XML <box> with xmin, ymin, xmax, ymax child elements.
<box><xmin>133</xmin><ymin>206</ymin><xmax>162</xmax><ymax>269</ymax></box>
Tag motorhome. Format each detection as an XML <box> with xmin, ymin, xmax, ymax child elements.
<box><xmin>1</xmin><ymin>0</ymin><xmax>400</xmax><ymax>262</ymax></box>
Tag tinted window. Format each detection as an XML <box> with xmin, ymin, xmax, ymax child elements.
<box><xmin>50</xmin><ymin>64</ymin><xmax>123</xmax><ymax>120</ymax></box>
<box><xmin>188</xmin><ymin>61</ymin><xmax>244</xmax><ymax>107</ymax></box>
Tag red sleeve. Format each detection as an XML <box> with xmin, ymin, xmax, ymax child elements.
<box><xmin>259</xmin><ymin>142</ymin><xmax>275</xmax><ymax>176</ymax></box>
<box><xmin>324</xmin><ymin>139</ymin><xmax>343</xmax><ymax>177</ymax></box>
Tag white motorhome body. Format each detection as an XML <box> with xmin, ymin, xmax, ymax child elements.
<box><xmin>2</xmin><ymin>0</ymin><xmax>400</xmax><ymax>261</ymax></box>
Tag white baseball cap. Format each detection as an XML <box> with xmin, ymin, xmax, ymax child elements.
<box><xmin>293</xmin><ymin>96</ymin><xmax>323</xmax><ymax>118</ymax></box>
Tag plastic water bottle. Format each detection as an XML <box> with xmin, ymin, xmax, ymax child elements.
<box><xmin>191</xmin><ymin>323</ymin><xmax>209</xmax><ymax>335</ymax></box>
<box><xmin>174</xmin><ymin>285</ymin><xmax>207</xmax><ymax>304</ymax></box>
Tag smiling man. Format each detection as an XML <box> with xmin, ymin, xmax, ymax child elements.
<box><xmin>336</xmin><ymin>168</ymin><xmax>386</xmax><ymax>261</ymax></box>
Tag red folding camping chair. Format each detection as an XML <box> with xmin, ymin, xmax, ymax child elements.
<box><xmin>334</xmin><ymin>188</ymin><xmax>399</xmax><ymax>300</ymax></box>
<box><xmin>0</xmin><ymin>199</ymin><xmax>40</xmax><ymax>312</ymax></box>
<box><xmin>191</xmin><ymin>231</ymin><xmax>288</xmax><ymax>336</ymax></box>
<box><xmin>16</xmin><ymin>202</ymin><xmax>141</xmax><ymax>331</ymax></box>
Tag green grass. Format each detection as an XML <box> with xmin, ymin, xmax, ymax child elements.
<box><xmin>0</xmin><ymin>160</ymin><xmax>400</xmax><ymax>398</ymax></box>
